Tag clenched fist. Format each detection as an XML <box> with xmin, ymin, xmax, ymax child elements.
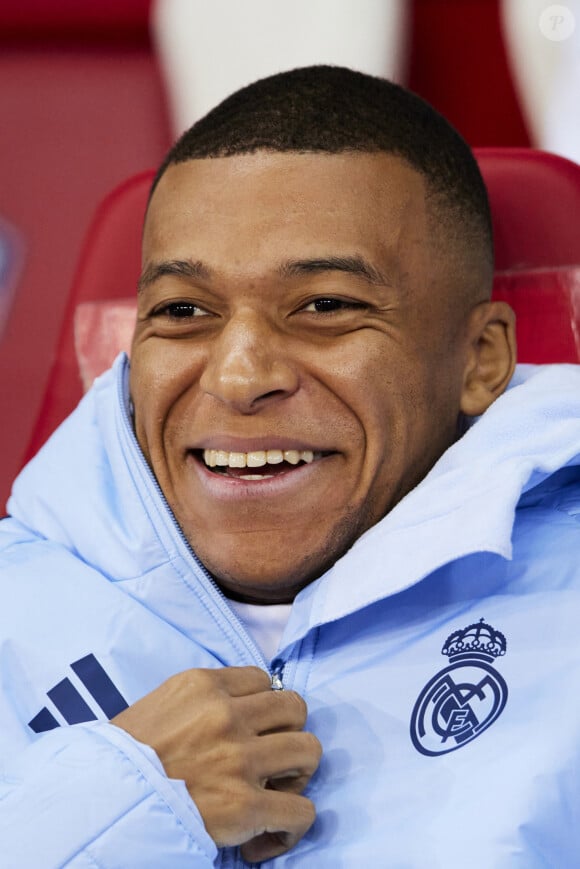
<box><xmin>112</xmin><ymin>666</ymin><xmax>322</xmax><ymax>862</ymax></box>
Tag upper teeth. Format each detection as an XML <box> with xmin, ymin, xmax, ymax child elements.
<box><xmin>203</xmin><ymin>449</ymin><xmax>315</xmax><ymax>468</ymax></box>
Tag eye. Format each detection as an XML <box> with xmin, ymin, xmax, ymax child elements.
<box><xmin>302</xmin><ymin>297</ymin><xmax>365</xmax><ymax>313</ymax></box>
<box><xmin>152</xmin><ymin>301</ymin><xmax>210</xmax><ymax>319</ymax></box>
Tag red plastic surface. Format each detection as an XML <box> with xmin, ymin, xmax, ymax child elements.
<box><xmin>0</xmin><ymin>50</ymin><xmax>170</xmax><ymax>507</ymax></box>
<box><xmin>0</xmin><ymin>0</ymin><xmax>151</xmax><ymax>44</ymax></box>
<box><xmin>494</xmin><ymin>267</ymin><xmax>580</xmax><ymax>364</ymax></box>
<box><xmin>476</xmin><ymin>149</ymin><xmax>580</xmax><ymax>271</ymax></box>
<box><xmin>24</xmin><ymin>171</ymin><xmax>154</xmax><ymax>461</ymax></box>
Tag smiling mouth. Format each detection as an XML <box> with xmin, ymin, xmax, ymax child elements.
<box><xmin>195</xmin><ymin>448</ymin><xmax>326</xmax><ymax>480</ymax></box>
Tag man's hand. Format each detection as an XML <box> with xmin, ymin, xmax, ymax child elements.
<box><xmin>112</xmin><ymin>666</ymin><xmax>322</xmax><ymax>862</ymax></box>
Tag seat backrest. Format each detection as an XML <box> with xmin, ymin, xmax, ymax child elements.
<box><xmin>25</xmin><ymin>170</ymin><xmax>153</xmax><ymax>459</ymax></box>
<box><xmin>25</xmin><ymin>148</ymin><xmax>580</xmax><ymax>460</ymax></box>
<box><xmin>477</xmin><ymin>148</ymin><xmax>580</xmax><ymax>367</ymax></box>
<box><xmin>476</xmin><ymin>148</ymin><xmax>580</xmax><ymax>271</ymax></box>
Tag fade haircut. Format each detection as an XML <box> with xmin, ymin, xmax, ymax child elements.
<box><xmin>151</xmin><ymin>65</ymin><xmax>494</xmax><ymax>300</ymax></box>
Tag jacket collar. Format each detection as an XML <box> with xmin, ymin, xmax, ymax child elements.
<box><xmin>283</xmin><ymin>363</ymin><xmax>580</xmax><ymax>643</ymax></box>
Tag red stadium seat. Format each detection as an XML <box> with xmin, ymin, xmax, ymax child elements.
<box><xmin>478</xmin><ymin>148</ymin><xmax>580</xmax><ymax>271</ymax></box>
<box><xmin>24</xmin><ymin>149</ymin><xmax>580</xmax><ymax>461</ymax></box>
<box><xmin>0</xmin><ymin>0</ymin><xmax>171</xmax><ymax>509</ymax></box>
<box><xmin>24</xmin><ymin>170</ymin><xmax>153</xmax><ymax>460</ymax></box>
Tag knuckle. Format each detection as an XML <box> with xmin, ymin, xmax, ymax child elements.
<box><xmin>303</xmin><ymin>731</ymin><xmax>323</xmax><ymax>762</ymax></box>
<box><xmin>160</xmin><ymin>669</ymin><xmax>199</xmax><ymax>703</ymax></box>
<box><xmin>283</xmin><ymin>690</ymin><xmax>308</xmax><ymax>722</ymax></box>
<box><xmin>172</xmin><ymin>667</ymin><xmax>214</xmax><ymax>695</ymax></box>
<box><xmin>297</xmin><ymin>795</ymin><xmax>317</xmax><ymax>829</ymax></box>
<box><xmin>302</xmin><ymin>747</ymin><xmax>322</xmax><ymax>777</ymax></box>
<box><xmin>278</xmin><ymin>731</ymin><xmax>322</xmax><ymax>776</ymax></box>
<box><xmin>210</xmin><ymin>699</ymin><xmax>238</xmax><ymax>735</ymax></box>
<box><xmin>289</xmin><ymin>730</ymin><xmax>322</xmax><ymax>766</ymax></box>
<box><xmin>197</xmin><ymin>667</ymin><xmax>224</xmax><ymax>691</ymax></box>
<box><xmin>247</xmin><ymin>665</ymin><xmax>273</xmax><ymax>689</ymax></box>
<box><xmin>164</xmin><ymin>670</ymin><xmax>186</xmax><ymax>691</ymax></box>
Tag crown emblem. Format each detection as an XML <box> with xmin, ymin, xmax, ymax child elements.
<box><xmin>442</xmin><ymin>618</ymin><xmax>507</xmax><ymax>661</ymax></box>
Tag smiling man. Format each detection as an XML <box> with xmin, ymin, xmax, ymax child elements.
<box><xmin>2</xmin><ymin>67</ymin><xmax>580</xmax><ymax>867</ymax></box>
<box><xmin>132</xmin><ymin>150</ymin><xmax>495</xmax><ymax>602</ymax></box>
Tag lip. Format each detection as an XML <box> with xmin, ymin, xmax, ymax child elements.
<box><xmin>187</xmin><ymin>449</ymin><xmax>336</xmax><ymax>500</ymax></box>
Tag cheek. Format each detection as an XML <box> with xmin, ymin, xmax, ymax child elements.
<box><xmin>340</xmin><ymin>344</ymin><xmax>459</xmax><ymax>473</ymax></box>
<box><xmin>130</xmin><ymin>347</ymin><xmax>187</xmax><ymax>465</ymax></box>
<box><xmin>132</xmin><ymin>339</ymin><xmax>191</xmax><ymax>392</ymax></box>
<box><xmin>130</xmin><ymin>341</ymin><xmax>204</xmax><ymax>424</ymax></box>
<box><xmin>320</xmin><ymin>339</ymin><xmax>420</xmax><ymax>438</ymax></box>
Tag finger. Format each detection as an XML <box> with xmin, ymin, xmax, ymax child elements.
<box><xmin>196</xmin><ymin>666</ymin><xmax>272</xmax><ymax>698</ymax></box>
<box><xmin>240</xmin><ymin>791</ymin><xmax>316</xmax><ymax>863</ymax></box>
<box><xmin>250</xmin><ymin>731</ymin><xmax>322</xmax><ymax>785</ymax></box>
<box><xmin>236</xmin><ymin>689</ymin><xmax>307</xmax><ymax>735</ymax></box>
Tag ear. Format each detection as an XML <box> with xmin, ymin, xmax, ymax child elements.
<box><xmin>460</xmin><ymin>301</ymin><xmax>517</xmax><ymax>417</ymax></box>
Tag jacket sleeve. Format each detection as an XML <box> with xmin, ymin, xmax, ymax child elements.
<box><xmin>0</xmin><ymin>721</ymin><xmax>218</xmax><ymax>869</ymax></box>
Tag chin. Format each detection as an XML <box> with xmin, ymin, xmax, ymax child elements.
<box><xmin>185</xmin><ymin>505</ymin><xmax>374</xmax><ymax>603</ymax></box>
<box><xmin>209</xmin><ymin>559</ymin><xmax>315</xmax><ymax>605</ymax></box>
<box><xmin>207</xmin><ymin>532</ymin><xmax>363</xmax><ymax>604</ymax></box>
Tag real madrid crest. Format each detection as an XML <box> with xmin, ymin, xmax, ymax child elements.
<box><xmin>410</xmin><ymin>618</ymin><xmax>508</xmax><ymax>756</ymax></box>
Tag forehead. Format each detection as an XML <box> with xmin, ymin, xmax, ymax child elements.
<box><xmin>143</xmin><ymin>152</ymin><xmax>429</xmax><ymax>273</ymax></box>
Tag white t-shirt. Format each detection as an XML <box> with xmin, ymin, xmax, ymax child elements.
<box><xmin>228</xmin><ymin>599</ymin><xmax>292</xmax><ymax>662</ymax></box>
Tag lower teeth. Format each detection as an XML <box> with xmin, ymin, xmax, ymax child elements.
<box><xmin>243</xmin><ymin>473</ymin><xmax>274</xmax><ymax>480</ymax></box>
<box><xmin>209</xmin><ymin>461</ymin><xmax>301</xmax><ymax>479</ymax></box>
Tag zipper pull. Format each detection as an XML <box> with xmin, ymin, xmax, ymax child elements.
<box><xmin>271</xmin><ymin>665</ymin><xmax>284</xmax><ymax>691</ymax></box>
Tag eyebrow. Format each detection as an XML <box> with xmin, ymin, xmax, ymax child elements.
<box><xmin>278</xmin><ymin>256</ymin><xmax>390</xmax><ymax>286</ymax></box>
<box><xmin>138</xmin><ymin>259</ymin><xmax>211</xmax><ymax>293</ymax></box>
<box><xmin>138</xmin><ymin>254</ymin><xmax>391</xmax><ymax>292</ymax></box>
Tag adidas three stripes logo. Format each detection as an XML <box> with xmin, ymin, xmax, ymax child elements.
<box><xmin>28</xmin><ymin>653</ymin><xmax>128</xmax><ymax>733</ymax></box>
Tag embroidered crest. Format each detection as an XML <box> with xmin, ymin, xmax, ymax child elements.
<box><xmin>410</xmin><ymin>618</ymin><xmax>508</xmax><ymax>756</ymax></box>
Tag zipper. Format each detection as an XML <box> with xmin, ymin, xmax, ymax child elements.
<box><xmin>270</xmin><ymin>662</ymin><xmax>285</xmax><ymax>691</ymax></box>
<box><xmin>117</xmin><ymin>360</ymin><xmax>287</xmax><ymax>684</ymax></box>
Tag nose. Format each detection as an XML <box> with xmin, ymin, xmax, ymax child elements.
<box><xmin>199</xmin><ymin>311</ymin><xmax>299</xmax><ymax>413</ymax></box>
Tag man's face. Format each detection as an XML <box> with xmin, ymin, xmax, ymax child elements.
<box><xmin>131</xmin><ymin>152</ymin><xmax>473</xmax><ymax>602</ymax></box>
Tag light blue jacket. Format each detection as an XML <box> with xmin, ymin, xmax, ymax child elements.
<box><xmin>2</xmin><ymin>355</ymin><xmax>580</xmax><ymax>868</ymax></box>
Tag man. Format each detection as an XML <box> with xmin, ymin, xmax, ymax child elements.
<box><xmin>1</xmin><ymin>66</ymin><xmax>580</xmax><ymax>867</ymax></box>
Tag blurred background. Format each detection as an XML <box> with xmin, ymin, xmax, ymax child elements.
<box><xmin>1</xmin><ymin>0</ymin><xmax>578</xmax><ymax>506</ymax></box>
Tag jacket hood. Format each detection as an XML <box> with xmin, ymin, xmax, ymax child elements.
<box><xmin>7</xmin><ymin>356</ymin><xmax>580</xmax><ymax>639</ymax></box>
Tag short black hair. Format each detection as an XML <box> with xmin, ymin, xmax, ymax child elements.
<box><xmin>151</xmin><ymin>65</ymin><xmax>493</xmax><ymax>294</ymax></box>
